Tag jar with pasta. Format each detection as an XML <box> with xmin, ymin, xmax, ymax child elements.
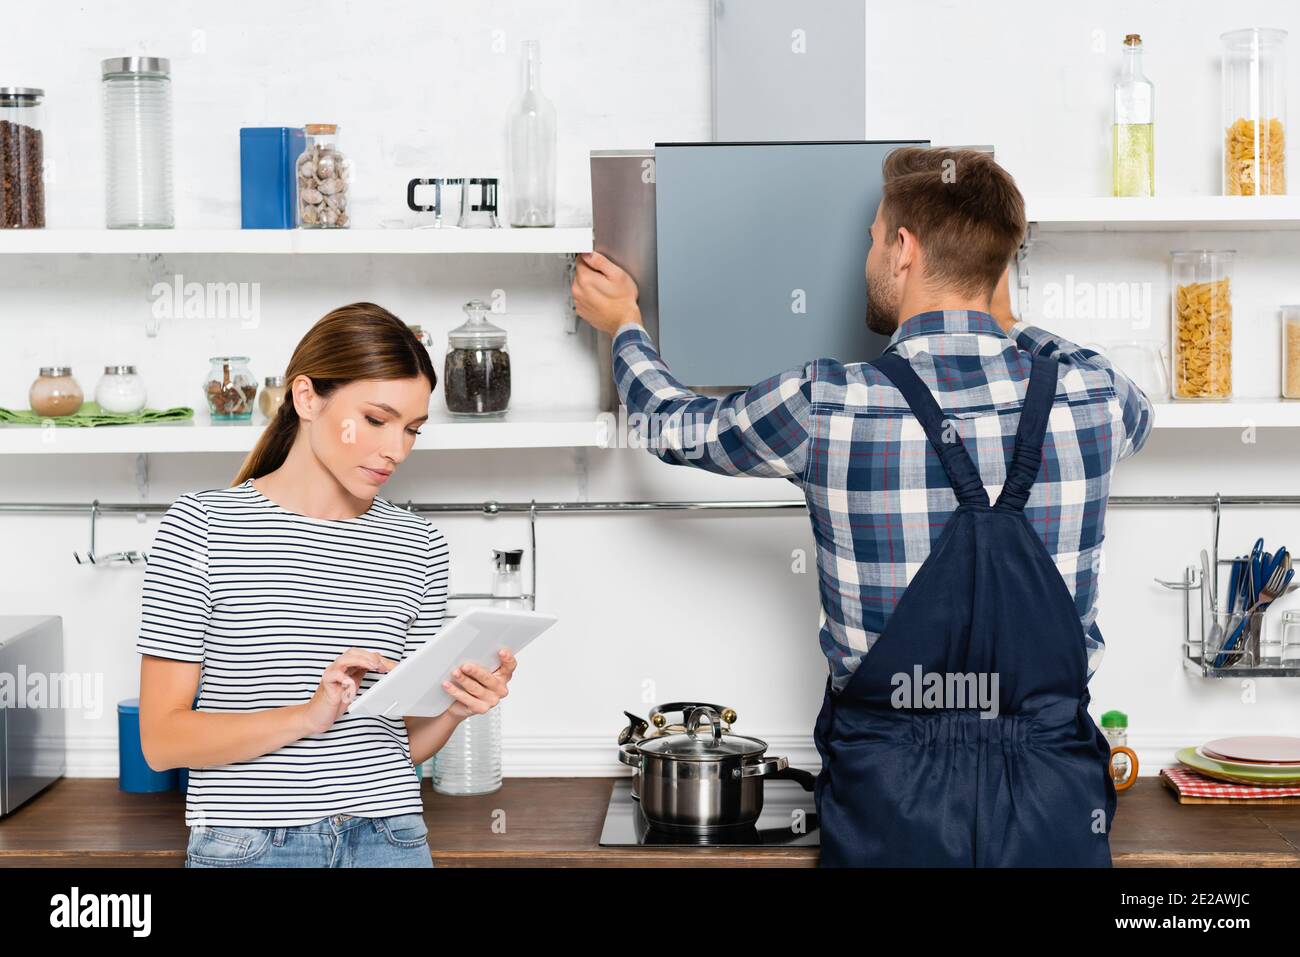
<box><xmin>1170</xmin><ymin>250</ymin><xmax>1234</xmax><ymax>400</ymax></box>
<box><xmin>1283</xmin><ymin>305</ymin><xmax>1300</xmax><ymax>400</ymax></box>
<box><xmin>1221</xmin><ymin>28</ymin><xmax>1287</xmax><ymax>196</ymax></box>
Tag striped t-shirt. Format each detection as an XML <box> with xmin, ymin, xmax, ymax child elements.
<box><xmin>135</xmin><ymin>478</ymin><xmax>450</xmax><ymax>826</ymax></box>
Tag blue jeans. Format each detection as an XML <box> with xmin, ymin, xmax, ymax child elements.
<box><xmin>184</xmin><ymin>812</ymin><xmax>434</xmax><ymax>868</ymax></box>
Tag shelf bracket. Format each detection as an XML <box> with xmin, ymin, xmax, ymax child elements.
<box><xmin>563</xmin><ymin>253</ymin><xmax>579</xmax><ymax>334</ymax></box>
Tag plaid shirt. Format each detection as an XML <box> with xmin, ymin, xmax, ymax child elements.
<box><xmin>611</xmin><ymin>309</ymin><xmax>1153</xmax><ymax>693</ymax></box>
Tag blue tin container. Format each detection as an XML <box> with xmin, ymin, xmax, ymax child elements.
<box><xmin>117</xmin><ymin>698</ymin><xmax>178</xmax><ymax>793</ymax></box>
<box><xmin>239</xmin><ymin>127</ymin><xmax>306</xmax><ymax>228</ymax></box>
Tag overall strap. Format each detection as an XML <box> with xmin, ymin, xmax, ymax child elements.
<box><xmin>994</xmin><ymin>353</ymin><xmax>1060</xmax><ymax>512</ymax></box>
<box><xmin>871</xmin><ymin>352</ymin><xmax>989</xmax><ymax>507</ymax></box>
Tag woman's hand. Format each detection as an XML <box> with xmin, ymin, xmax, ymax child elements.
<box><xmin>443</xmin><ymin>649</ymin><xmax>517</xmax><ymax>721</ymax></box>
<box><xmin>302</xmin><ymin>648</ymin><xmax>397</xmax><ymax>735</ymax></box>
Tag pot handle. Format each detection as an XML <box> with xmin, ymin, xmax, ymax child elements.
<box><xmin>733</xmin><ymin>755</ymin><xmax>789</xmax><ymax>779</ymax></box>
<box><xmin>617</xmin><ymin>742</ymin><xmax>642</xmax><ymax>770</ymax></box>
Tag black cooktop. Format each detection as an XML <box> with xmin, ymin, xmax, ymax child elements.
<box><xmin>598</xmin><ymin>777</ymin><xmax>820</xmax><ymax>847</ymax></box>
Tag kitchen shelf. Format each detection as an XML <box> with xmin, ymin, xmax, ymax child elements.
<box><xmin>1025</xmin><ymin>195</ymin><xmax>1300</xmax><ymax>231</ymax></box>
<box><xmin>1150</xmin><ymin>399</ymin><xmax>1300</xmax><ymax>428</ymax></box>
<box><xmin>0</xmin><ymin>227</ymin><xmax>593</xmax><ymax>256</ymax></box>
<box><xmin>0</xmin><ymin>408</ymin><xmax>612</xmax><ymax>454</ymax></box>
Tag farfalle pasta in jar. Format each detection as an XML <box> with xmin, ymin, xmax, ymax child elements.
<box><xmin>1171</xmin><ymin>250</ymin><xmax>1234</xmax><ymax>400</ymax></box>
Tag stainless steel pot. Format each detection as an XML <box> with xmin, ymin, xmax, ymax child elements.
<box><xmin>618</xmin><ymin>705</ymin><xmax>791</xmax><ymax>831</ymax></box>
<box><xmin>617</xmin><ymin>701</ymin><xmax>737</xmax><ymax>800</ymax></box>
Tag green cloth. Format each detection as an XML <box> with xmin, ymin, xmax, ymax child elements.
<box><xmin>0</xmin><ymin>401</ymin><xmax>195</xmax><ymax>427</ymax></box>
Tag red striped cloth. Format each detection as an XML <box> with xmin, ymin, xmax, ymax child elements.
<box><xmin>1161</xmin><ymin>766</ymin><xmax>1300</xmax><ymax>799</ymax></box>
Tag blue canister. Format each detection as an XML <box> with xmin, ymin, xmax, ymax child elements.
<box><xmin>118</xmin><ymin>698</ymin><xmax>179</xmax><ymax>793</ymax></box>
<box><xmin>239</xmin><ymin>127</ymin><xmax>306</xmax><ymax>228</ymax></box>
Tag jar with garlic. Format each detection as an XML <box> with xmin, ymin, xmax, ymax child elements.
<box><xmin>1171</xmin><ymin>250</ymin><xmax>1234</xmax><ymax>400</ymax></box>
<box><xmin>296</xmin><ymin>124</ymin><xmax>350</xmax><ymax>228</ymax></box>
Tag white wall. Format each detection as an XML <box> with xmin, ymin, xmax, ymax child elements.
<box><xmin>2</xmin><ymin>0</ymin><xmax>1299</xmax><ymax>781</ymax></box>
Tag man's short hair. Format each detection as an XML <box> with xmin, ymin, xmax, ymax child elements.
<box><xmin>880</xmin><ymin>147</ymin><xmax>1027</xmax><ymax>298</ymax></box>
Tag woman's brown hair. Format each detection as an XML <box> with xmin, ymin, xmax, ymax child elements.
<box><xmin>232</xmin><ymin>302</ymin><xmax>437</xmax><ymax>486</ymax></box>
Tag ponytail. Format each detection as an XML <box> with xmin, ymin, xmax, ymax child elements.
<box><xmin>232</xmin><ymin>397</ymin><xmax>301</xmax><ymax>485</ymax></box>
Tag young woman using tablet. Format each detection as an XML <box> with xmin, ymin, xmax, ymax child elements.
<box><xmin>136</xmin><ymin>302</ymin><xmax>516</xmax><ymax>868</ymax></box>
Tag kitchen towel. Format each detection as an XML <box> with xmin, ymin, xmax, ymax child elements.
<box><xmin>0</xmin><ymin>401</ymin><xmax>194</xmax><ymax>427</ymax></box>
<box><xmin>1160</xmin><ymin>766</ymin><xmax>1300</xmax><ymax>803</ymax></box>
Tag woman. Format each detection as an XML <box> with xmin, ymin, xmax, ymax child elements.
<box><xmin>136</xmin><ymin>302</ymin><xmax>516</xmax><ymax>868</ymax></box>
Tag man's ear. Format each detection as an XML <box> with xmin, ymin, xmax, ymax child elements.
<box><xmin>893</xmin><ymin>226</ymin><xmax>918</xmax><ymax>279</ymax></box>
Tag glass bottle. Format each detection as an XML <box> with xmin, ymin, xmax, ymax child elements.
<box><xmin>1100</xmin><ymin>710</ymin><xmax>1139</xmax><ymax>791</ymax></box>
<box><xmin>1112</xmin><ymin>34</ymin><xmax>1154</xmax><ymax>197</ymax></box>
<box><xmin>1170</xmin><ymin>250</ymin><xmax>1234</xmax><ymax>400</ymax></box>
<box><xmin>0</xmin><ymin>87</ymin><xmax>45</xmax><ymax>227</ymax></box>
<box><xmin>491</xmin><ymin>549</ymin><xmax>526</xmax><ymax>610</ymax></box>
<box><xmin>297</xmin><ymin>124</ymin><xmax>351</xmax><ymax>228</ymax></box>
<box><xmin>443</xmin><ymin>299</ymin><xmax>511</xmax><ymax>417</ymax></box>
<box><xmin>258</xmin><ymin>375</ymin><xmax>287</xmax><ymax>420</ymax></box>
<box><xmin>1222</xmin><ymin>28</ymin><xmax>1288</xmax><ymax>196</ymax></box>
<box><xmin>508</xmin><ymin>40</ymin><xmax>557</xmax><ymax>227</ymax></box>
<box><xmin>102</xmin><ymin>57</ymin><xmax>173</xmax><ymax>228</ymax></box>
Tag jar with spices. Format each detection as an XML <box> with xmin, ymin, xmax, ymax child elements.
<box><xmin>1282</xmin><ymin>306</ymin><xmax>1300</xmax><ymax>399</ymax></box>
<box><xmin>102</xmin><ymin>57</ymin><xmax>173</xmax><ymax>228</ymax></box>
<box><xmin>203</xmin><ymin>356</ymin><xmax>257</xmax><ymax>421</ymax></box>
<box><xmin>444</xmin><ymin>299</ymin><xmax>510</xmax><ymax>417</ymax></box>
<box><xmin>296</xmin><ymin>124</ymin><xmax>350</xmax><ymax>228</ymax></box>
<box><xmin>1100</xmin><ymin>710</ymin><xmax>1139</xmax><ymax>792</ymax></box>
<box><xmin>29</xmin><ymin>367</ymin><xmax>83</xmax><ymax>417</ymax></box>
<box><xmin>1170</xmin><ymin>250</ymin><xmax>1234</xmax><ymax>400</ymax></box>
<box><xmin>258</xmin><ymin>375</ymin><xmax>287</xmax><ymax>420</ymax></box>
<box><xmin>1221</xmin><ymin>28</ymin><xmax>1288</xmax><ymax>196</ymax></box>
<box><xmin>0</xmin><ymin>87</ymin><xmax>45</xmax><ymax>228</ymax></box>
<box><xmin>95</xmin><ymin>365</ymin><xmax>146</xmax><ymax>414</ymax></box>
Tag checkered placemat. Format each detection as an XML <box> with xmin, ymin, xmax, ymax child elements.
<box><xmin>1161</xmin><ymin>766</ymin><xmax>1300</xmax><ymax>801</ymax></box>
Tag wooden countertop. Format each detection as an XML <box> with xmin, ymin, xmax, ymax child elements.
<box><xmin>1</xmin><ymin>776</ymin><xmax>1297</xmax><ymax>867</ymax></box>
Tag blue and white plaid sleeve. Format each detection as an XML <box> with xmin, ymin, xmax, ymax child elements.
<box><xmin>611</xmin><ymin>321</ymin><xmax>813</xmax><ymax>484</ymax></box>
<box><xmin>1010</xmin><ymin>321</ymin><xmax>1154</xmax><ymax>461</ymax></box>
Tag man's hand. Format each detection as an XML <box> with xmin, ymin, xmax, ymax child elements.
<box><xmin>571</xmin><ymin>250</ymin><xmax>643</xmax><ymax>335</ymax></box>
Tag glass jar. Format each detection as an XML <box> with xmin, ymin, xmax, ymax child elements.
<box><xmin>0</xmin><ymin>87</ymin><xmax>45</xmax><ymax>228</ymax></box>
<box><xmin>203</xmin><ymin>356</ymin><xmax>257</xmax><ymax>421</ymax></box>
<box><xmin>1112</xmin><ymin>34</ymin><xmax>1154</xmax><ymax>197</ymax></box>
<box><xmin>1282</xmin><ymin>306</ymin><xmax>1300</xmax><ymax>399</ymax></box>
<box><xmin>1170</xmin><ymin>250</ymin><xmax>1234</xmax><ymax>400</ymax></box>
<box><xmin>1221</xmin><ymin>28</ymin><xmax>1288</xmax><ymax>196</ymax></box>
<box><xmin>296</xmin><ymin>124</ymin><xmax>350</xmax><ymax>228</ymax></box>
<box><xmin>1281</xmin><ymin>611</ymin><xmax>1300</xmax><ymax>665</ymax></box>
<box><xmin>258</xmin><ymin>375</ymin><xmax>287</xmax><ymax>420</ymax></box>
<box><xmin>444</xmin><ymin>299</ymin><xmax>511</xmax><ymax>417</ymax></box>
<box><xmin>29</xmin><ymin>367</ymin><xmax>84</xmax><ymax>417</ymax></box>
<box><xmin>1100</xmin><ymin>709</ymin><xmax>1139</xmax><ymax>792</ymax></box>
<box><xmin>102</xmin><ymin>57</ymin><xmax>173</xmax><ymax>228</ymax></box>
<box><xmin>95</xmin><ymin>365</ymin><xmax>147</xmax><ymax>414</ymax></box>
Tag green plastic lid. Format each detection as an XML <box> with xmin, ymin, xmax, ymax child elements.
<box><xmin>1101</xmin><ymin>710</ymin><xmax>1128</xmax><ymax>728</ymax></box>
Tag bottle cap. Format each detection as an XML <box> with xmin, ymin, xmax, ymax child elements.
<box><xmin>1101</xmin><ymin>709</ymin><xmax>1128</xmax><ymax>728</ymax></box>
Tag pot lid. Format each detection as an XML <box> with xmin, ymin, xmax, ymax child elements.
<box><xmin>636</xmin><ymin>728</ymin><xmax>766</xmax><ymax>759</ymax></box>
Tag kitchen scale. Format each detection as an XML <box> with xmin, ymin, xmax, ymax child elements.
<box><xmin>597</xmin><ymin>777</ymin><xmax>820</xmax><ymax>848</ymax></box>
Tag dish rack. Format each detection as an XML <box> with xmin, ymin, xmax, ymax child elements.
<box><xmin>1158</xmin><ymin>557</ymin><xmax>1300</xmax><ymax>678</ymax></box>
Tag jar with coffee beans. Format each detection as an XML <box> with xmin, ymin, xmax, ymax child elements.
<box><xmin>1</xmin><ymin>87</ymin><xmax>45</xmax><ymax>228</ymax></box>
<box><xmin>444</xmin><ymin>299</ymin><xmax>510</xmax><ymax>417</ymax></box>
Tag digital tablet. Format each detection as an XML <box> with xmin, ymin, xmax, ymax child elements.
<box><xmin>347</xmin><ymin>607</ymin><xmax>558</xmax><ymax>719</ymax></box>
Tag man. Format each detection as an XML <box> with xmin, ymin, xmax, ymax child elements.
<box><xmin>572</xmin><ymin>147</ymin><xmax>1152</xmax><ymax>867</ymax></box>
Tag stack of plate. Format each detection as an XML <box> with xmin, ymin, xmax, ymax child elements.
<box><xmin>1176</xmin><ymin>735</ymin><xmax>1300</xmax><ymax>786</ymax></box>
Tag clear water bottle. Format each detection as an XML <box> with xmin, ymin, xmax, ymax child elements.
<box><xmin>431</xmin><ymin>549</ymin><xmax>523</xmax><ymax>795</ymax></box>
<box><xmin>102</xmin><ymin>57</ymin><xmax>173</xmax><ymax>228</ymax></box>
<box><xmin>507</xmin><ymin>40</ymin><xmax>556</xmax><ymax>227</ymax></box>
